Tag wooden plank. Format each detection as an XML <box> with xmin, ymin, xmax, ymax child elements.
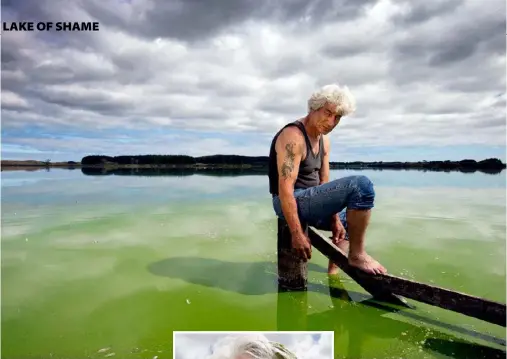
<box><xmin>306</xmin><ymin>226</ymin><xmax>414</xmax><ymax>309</ymax></box>
<box><xmin>276</xmin><ymin>218</ymin><xmax>408</xmax><ymax>308</ymax></box>
<box><xmin>308</xmin><ymin>226</ymin><xmax>506</xmax><ymax>327</ymax></box>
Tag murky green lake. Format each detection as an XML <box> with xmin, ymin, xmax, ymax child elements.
<box><xmin>2</xmin><ymin>168</ymin><xmax>505</xmax><ymax>359</ymax></box>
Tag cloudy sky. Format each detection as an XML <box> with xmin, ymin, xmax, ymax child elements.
<box><xmin>1</xmin><ymin>0</ymin><xmax>505</xmax><ymax>162</ymax></box>
<box><xmin>174</xmin><ymin>331</ymin><xmax>333</xmax><ymax>359</ymax></box>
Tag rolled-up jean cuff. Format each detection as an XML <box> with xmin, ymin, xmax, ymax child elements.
<box><xmin>347</xmin><ymin>188</ymin><xmax>375</xmax><ymax>209</ymax></box>
<box><xmin>347</xmin><ymin>202</ymin><xmax>374</xmax><ymax>210</ymax></box>
<box><xmin>273</xmin><ymin>174</ymin><xmax>376</xmax><ymax>225</ymax></box>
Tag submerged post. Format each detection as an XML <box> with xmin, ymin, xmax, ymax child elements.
<box><xmin>277</xmin><ymin>218</ymin><xmax>308</xmax><ymax>291</ymax></box>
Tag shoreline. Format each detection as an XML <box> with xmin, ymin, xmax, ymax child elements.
<box><xmin>2</xmin><ymin>161</ymin><xmax>505</xmax><ymax>174</ymax></box>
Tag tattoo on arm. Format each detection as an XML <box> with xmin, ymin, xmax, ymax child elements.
<box><xmin>281</xmin><ymin>142</ymin><xmax>296</xmax><ymax>178</ymax></box>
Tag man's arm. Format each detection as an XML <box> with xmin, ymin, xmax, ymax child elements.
<box><xmin>276</xmin><ymin>127</ymin><xmax>306</xmax><ymax>236</ymax></box>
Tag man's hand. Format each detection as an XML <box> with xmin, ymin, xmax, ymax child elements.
<box><xmin>330</xmin><ymin>216</ymin><xmax>346</xmax><ymax>244</ymax></box>
<box><xmin>291</xmin><ymin>232</ymin><xmax>312</xmax><ymax>261</ymax></box>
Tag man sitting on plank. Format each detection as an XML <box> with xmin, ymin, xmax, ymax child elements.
<box><xmin>268</xmin><ymin>84</ymin><xmax>387</xmax><ymax>275</ymax></box>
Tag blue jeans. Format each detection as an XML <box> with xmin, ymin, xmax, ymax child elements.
<box><xmin>272</xmin><ymin>175</ymin><xmax>375</xmax><ymax>240</ymax></box>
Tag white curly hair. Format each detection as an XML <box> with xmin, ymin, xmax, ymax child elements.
<box><xmin>307</xmin><ymin>83</ymin><xmax>356</xmax><ymax>117</ymax></box>
<box><xmin>207</xmin><ymin>334</ymin><xmax>298</xmax><ymax>359</ymax></box>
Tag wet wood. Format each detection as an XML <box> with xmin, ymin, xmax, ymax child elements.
<box><xmin>306</xmin><ymin>226</ymin><xmax>413</xmax><ymax>309</ymax></box>
<box><xmin>308</xmin><ymin>226</ymin><xmax>506</xmax><ymax>327</ymax></box>
<box><xmin>277</xmin><ymin>219</ymin><xmax>308</xmax><ymax>291</ymax></box>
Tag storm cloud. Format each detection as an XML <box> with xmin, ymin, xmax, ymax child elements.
<box><xmin>1</xmin><ymin>0</ymin><xmax>505</xmax><ymax>161</ymax></box>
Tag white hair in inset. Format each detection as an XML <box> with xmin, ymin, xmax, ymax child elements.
<box><xmin>207</xmin><ymin>334</ymin><xmax>298</xmax><ymax>359</ymax></box>
<box><xmin>307</xmin><ymin>83</ymin><xmax>356</xmax><ymax>116</ymax></box>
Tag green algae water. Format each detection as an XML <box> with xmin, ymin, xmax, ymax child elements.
<box><xmin>1</xmin><ymin>168</ymin><xmax>505</xmax><ymax>359</ymax></box>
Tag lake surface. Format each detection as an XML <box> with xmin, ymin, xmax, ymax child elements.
<box><xmin>1</xmin><ymin>168</ymin><xmax>506</xmax><ymax>359</ymax></box>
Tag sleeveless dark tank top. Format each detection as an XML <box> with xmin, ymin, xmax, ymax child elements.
<box><xmin>268</xmin><ymin>121</ymin><xmax>323</xmax><ymax>196</ymax></box>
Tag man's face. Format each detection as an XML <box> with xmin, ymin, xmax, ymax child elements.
<box><xmin>314</xmin><ymin>102</ymin><xmax>341</xmax><ymax>135</ymax></box>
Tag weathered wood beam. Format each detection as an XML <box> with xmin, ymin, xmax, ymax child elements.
<box><xmin>277</xmin><ymin>219</ymin><xmax>308</xmax><ymax>291</ymax></box>
<box><xmin>307</xmin><ymin>226</ymin><xmax>413</xmax><ymax>308</ymax></box>
<box><xmin>308</xmin><ymin>226</ymin><xmax>507</xmax><ymax>327</ymax></box>
<box><xmin>276</xmin><ymin>218</ymin><xmax>411</xmax><ymax>307</ymax></box>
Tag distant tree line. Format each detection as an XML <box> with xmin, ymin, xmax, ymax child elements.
<box><xmin>81</xmin><ymin>154</ymin><xmax>196</xmax><ymax>165</ymax></box>
<box><xmin>80</xmin><ymin>154</ymin><xmax>269</xmax><ymax>166</ymax></box>
<box><xmin>80</xmin><ymin>155</ymin><xmax>505</xmax><ymax>171</ymax></box>
<box><xmin>328</xmin><ymin>158</ymin><xmax>506</xmax><ymax>171</ymax></box>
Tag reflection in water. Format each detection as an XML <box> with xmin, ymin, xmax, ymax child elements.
<box><xmin>79</xmin><ymin>167</ymin><xmax>505</xmax><ymax>177</ymax></box>
<box><xmin>76</xmin><ymin>167</ymin><xmax>507</xmax><ymax>190</ymax></box>
<box><xmin>148</xmin><ymin>256</ymin><xmax>505</xmax><ymax>358</ymax></box>
<box><xmin>2</xmin><ymin>168</ymin><xmax>505</xmax><ymax>193</ymax></box>
<box><xmin>276</xmin><ymin>275</ymin><xmax>506</xmax><ymax>359</ymax></box>
<box><xmin>2</xmin><ymin>167</ymin><xmax>505</xmax><ymax>358</ymax></box>
<box><xmin>80</xmin><ymin>167</ymin><xmax>267</xmax><ymax>177</ymax></box>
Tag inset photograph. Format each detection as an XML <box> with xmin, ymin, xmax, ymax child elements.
<box><xmin>173</xmin><ymin>331</ymin><xmax>333</xmax><ymax>359</ymax></box>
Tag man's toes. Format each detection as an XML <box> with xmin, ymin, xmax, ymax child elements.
<box><xmin>371</xmin><ymin>263</ymin><xmax>384</xmax><ymax>275</ymax></box>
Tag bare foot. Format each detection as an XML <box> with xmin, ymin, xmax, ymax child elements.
<box><xmin>348</xmin><ymin>253</ymin><xmax>387</xmax><ymax>275</ymax></box>
<box><xmin>328</xmin><ymin>263</ymin><xmax>339</xmax><ymax>275</ymax></box>
<box><xmin>328</xmin><ymin>238</ymin><xmax>349</xmax><ymax>274</ymax></box>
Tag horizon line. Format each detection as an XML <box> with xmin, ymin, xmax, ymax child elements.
<box><xmin>2</xmin><ymin>156</ymin><xmax>505</xmax><ymax>164</ymax></box>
